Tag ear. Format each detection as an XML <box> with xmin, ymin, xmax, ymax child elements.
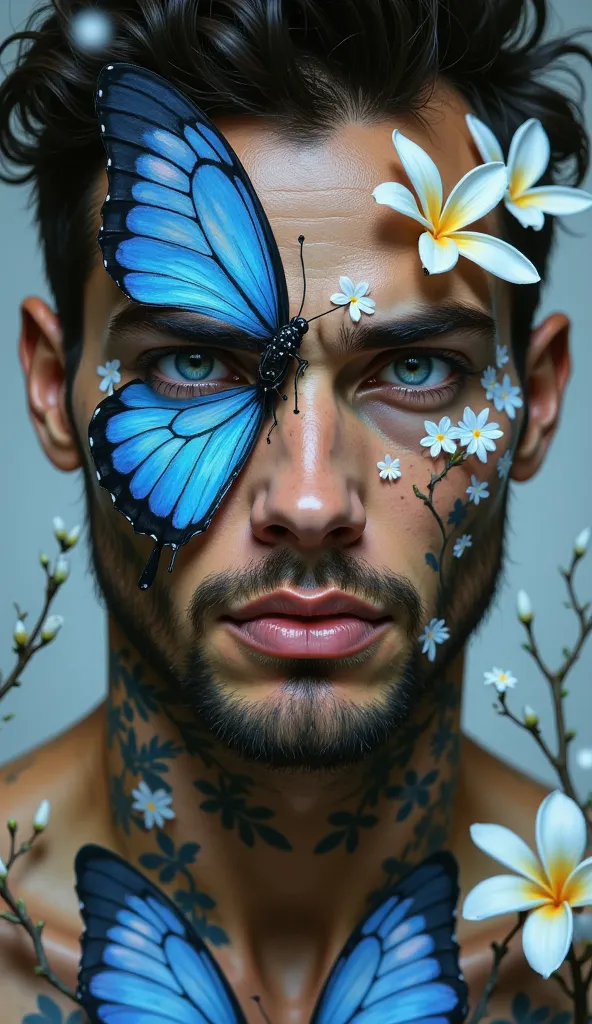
<box><xmin>510</xmin><ymin>312</ymin><xmax>570</xmax><ymax>483</ymax></box>
<box><xmin>19</xmin><ymin>296</ymin><xmax>81</xmax><ymax>471</ymax></box>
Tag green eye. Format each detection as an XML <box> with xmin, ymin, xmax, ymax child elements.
<box><xmin>173</xmin><ymin>352</ymin><xmax>215</xmax><ymax>381</ymax></box>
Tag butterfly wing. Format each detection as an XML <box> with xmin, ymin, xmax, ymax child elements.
<box><xmin>311</xmin><ymin>853</ymin><xmax>468</xmax><ymax>1024</ymax></box>
<box><xmin>89</xmin><ymin>380</ymin><xmax>265</xmax><ymax>566</ymax></box>
<box><xmin>75</xmin><ymin>844</ymin><xmax>248</xmax><ymax>1024</ymax></box>
<box><xmin>96</xmin><ymin>62</ymin><xmax>289</xmax><ymax>337</ymax></box>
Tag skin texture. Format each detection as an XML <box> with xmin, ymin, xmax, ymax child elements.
<box><xmin>0</xmin><ymin>85</ymin><xmax>578</xmax><ymax>1020</ymax></box>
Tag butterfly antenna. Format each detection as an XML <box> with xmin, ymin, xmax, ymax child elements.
<box><xmin>296</xmin><ymin>234</ymin><xmax>307</xmax><ymax>318</ymax></box>
<box><xmin>251</xmin><ymin>995</ymin><xmax>273</xmax><ymax>1024</ymax></box>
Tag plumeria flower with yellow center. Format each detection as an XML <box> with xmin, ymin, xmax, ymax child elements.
<box><xmin>372</xmin><ymin>130</ymin><xmax>540</xmax><ymax>283</ymax></box>
<box><xmin>463</xmin><ymin>790</ymin><xmax>592</xmax><ymax>978</ymax></box>
<box><xmin>466</xmin><ymin>114</ymin><xmax>592</xmax><ymax>231</ymax></box>
<box><xmin>330</xmin><ymin>277</ymin><xmax>376</xmax><ymax>322</ymax></box>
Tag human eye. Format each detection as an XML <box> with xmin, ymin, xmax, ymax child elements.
<box><xmin>140</xmin><ymin>347</ymin><xmax>249</xmax><ymax>398</ymax></box>
<box><xmin>369</xmin><ymin>349</ymin><xmax>476</xmax><ymax>406</ymax></box>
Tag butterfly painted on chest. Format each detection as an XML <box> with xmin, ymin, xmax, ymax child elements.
<box><xmin>75</xmin><ymin>844</ymin><xmax>468</xmax><ymax>1024</ymax></box>
<box><xmin>90</xmin><ymin>63</ymin><xmax>337</xmax><ymax>590</ymax></box>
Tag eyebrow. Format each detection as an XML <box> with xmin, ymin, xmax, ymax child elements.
<box><xmin>106</xmin><ymin>306</ymin><xmax>264</xmax><ymax>352</ymax></box>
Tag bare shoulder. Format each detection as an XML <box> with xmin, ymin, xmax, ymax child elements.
<box><xmin>0</xmin><ymin>707</ymin><xmax>107</xmax><ymax>1024</ymax></box>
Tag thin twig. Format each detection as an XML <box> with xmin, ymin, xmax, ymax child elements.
<box><xmin>0</xmin><ymin>572</ymin><xmax>61</xmax><ymax>703</ymax></box>
<box><xmin>467</xmin><ymin>915</ymin><xmax>525</xmax><ymax>1023</ymax></box>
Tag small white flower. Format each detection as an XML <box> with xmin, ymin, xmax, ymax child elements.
<box><xmin>496</xmin><ymin>343</ymin><xmax>510</xmax><ymax>369</ymax></box>
<box><xmin>497</xmin><ymin>449</ymin><xmax>513</xmax><ymax>480</ymax></box>
<box><xmin>373</xmin><ymin>130</ymin><xmax>540</xmax><ymax>284</ymax></box>
<box><xmin>517</xmin><ymin>589</ymin><xmax>533</xmax><ymax>624</ymax></box>
<box><xmin>576</xmin><ymin>748</ymin><xmax>592</xmax><ymax>770</ymax></box>
<box><xmin>419</xmin><ymin>416</ymin><xmax>459</xmax><ymax>458</ymax></box>
<box><xmin>523</xmin><ymin>704</ymin><xmax>539</xmax><ymax>728</ymax></box>
<box><xmin>467</xmin><ymin>114</ymin><xmax>592</xmax><ymax>231</ymax></box>
<box><xmin>492</xmin><ymin>374</ymin><xmax>523</xmax><ymax>420</ymax></box>
<box><xmin>453</xmin><ymin>534</ymin><xmax>472</xmax><ymax>558</ymax></box>
<box><xmin>463</xmin><ymin>791</ymin><xmax>592</xmax><ymax>978</ymax></box>
<box><xmin>455</xmin><ymin>406</ymin><xmax>503</xmax><ymax>464</ymax></box>
<box><xmin>466</xmin><ymin>475</ymin><xmax>489</xmax><ymax>505</ymax></box>
<box><xmin>97</xmin><ymin>359</ymin><xmax>122</xmax><ymax>396</ymax></box>
<box><xmin>41</xmin><ymin>614</ymin><xmax>64</xmax><ymax>643</ymax></box>
<box><xmin>330</xmin><ymin>278</ymin><xmax>376</xmax><ymax>322</ymax></box>
<box><xmin>13</xmin><ymin>619</ymin><xmax>28</xmax><ymax>647</ymax></box>
<box><xmin>376</xmin><ymin>455</ymin><xmax>402</xmax><ymax>481</ymax></box>
<box><xmin>419</xmin><ymin>618</ymin><xmax>450</xmax><ymax>662</ymax></box>
<box><xmin>574</xmin><ymin>527</ymin><xmax>591</xmax><ymax>558</ymax></box>
<box><xmin>481</xmin><ymin>366</ymin><xmax>498</xmax><ymax>400</ymax></box>
<box><xmin>54</xmin><ymin>555</ymin><xmax>70</xmax><ymax>584</ymax></box>
<box><xmin>484</xmin><ymin>667</ymin><xmax>517</xmax><ymax>693</ymax></box>
<box><xmin>52</xmin><ymin>516</ymin><xmax>66</xmax><ymax>541</ymax></box>
<box><xmin>33</xmin><ymin>799</ymin><xmax>51</xmax><ymax>832</ymax></box>
<box><xmin>0</xmin><ymin>857</ymin><xmax>7</xmax><ymax>880</ymax></box>
<box><xmin>131</xmin><ymin>780</ymin><xmax>176</xmax><ymax>830</ymax></box>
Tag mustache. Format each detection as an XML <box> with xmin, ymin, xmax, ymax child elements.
<box><xmin>188</xmin><ymin>547</ymin><xmax>424</xmax><ymax>638</ymax></box>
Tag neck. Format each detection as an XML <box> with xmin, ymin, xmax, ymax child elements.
<box><xmin>105</xmin><ymin>618</ymin><xmax>463</xmax><ymax>964</ymax></box>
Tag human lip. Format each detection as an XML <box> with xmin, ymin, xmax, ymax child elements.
<box><xmin>222</xmin><ymin>590</ymin><xmax>392</xmax><ymax>658</ymax></box>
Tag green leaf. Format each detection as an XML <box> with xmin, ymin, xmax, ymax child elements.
<box><xmin>521</xmin><ymin>642</ymin><xmax>533</xmax><ymax>653</ymax></box>
<box><xmin>313</xmin><ymin>830</ymin><xmax>346</xmax><ymax>854</ymax></box>
<box><xmin>254</xmin><ymin>823</ymin><xmax>292</xmax><ymax>850</ymax></box>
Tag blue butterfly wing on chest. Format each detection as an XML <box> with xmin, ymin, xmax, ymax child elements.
<box><xmin>311</xmin><ymin>853</ymin><xmax>468</xmax><ymax>1024</ymax></box>
<box><xmin>90</xmin><ymin>64</ymin><xmax>291</xmax><ymax>584</ymax></box>
<box><xmin>75</xmin><ymin>844</ymin><xmax>248</xmax><ymax>1024</ymax></box>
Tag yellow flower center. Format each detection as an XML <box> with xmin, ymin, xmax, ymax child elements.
<box><xmin>350</xmin><ymin>296</ymin><xmax>359</xmax><ymax>304</ymax></box>
<box><xmin>473</xmin><ymin>429</ymin><xmax>481</xmax><ymax>439</ymax></box>
<box><xmin>498</xmin><ymin>673</ymin><xmax>507</xmax><ymax>682</ymax></box>
<box><xmin>146</xmin><ymin>801</ymin><xmax>155</xmax><ymax>811</ymax></box>
<box><xmin>436</xmin><ymin>433</ymin><xmax>444</xmax><ymax>441</ymax></box>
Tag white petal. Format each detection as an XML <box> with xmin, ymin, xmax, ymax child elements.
<box><xmin>99</xmin><ymin>377</ymin><xmax>110</xmax><ymax>392</ymax></box>
<box><xmin>522</xmin><ymin>902</ymin><xmax>572</xmax><ymax>978</ymax></box>
<box><xmin>439</xmin><ymin>162</ymin><xmax>507</xmax><ymax>234</ymax></box>
<box><xmin>564</xmin><ymin>855</ymin><xmax>592</xmax><ymax>907</ymax></box>
<box><xmin>462</xmin><ymin>874</ymin><xmax>548</xmax><ymax>920</ymax></box>
<box><xmin>357</xmin><ymin>298</ymin><xmax>376</xmax><ymax>314</ymax></box>
<box><xmin>330</xmin><ymin>293</ymin><xmax>349</xmax><ymax>305</ymax></box>
<box><xmin>536</xmin><ymin>790</ymin><xmax>587</xmax><ymax>887</ymax></box>
<box><xmin>372</xmin><ymin>182</ymin><xmax>432</xmax><ymax>230</ymax></box>
<box><xmin>507</xmin><ymin>119</ymin><xmax>551</xmax><ymax>197</ymax></box>
<box><xmin>418</xmin><ymin>232</ymin><xmax>459</xmax><ymax>275</ymax></box>
<box><xmin>353</xmin><ymin>281</ymin><xmax>370</xmax><ymax>297</ymax></box>
<box><xmin>465</xmin><ymin>114</ymin><xmax>505</xmax><ymax>164</ymax></box>
<box><xmin>518</xmin><ymin>185</ymin><xmax>592</xmax><ymax>216</ymax></box>
<box><xmin>469</xmin><ymin>823</ymin><xmax>545</xmax><ymax>886</ymax></box>
<box><xmin>349</xmin><ymin>302</ymin><xmax>361</xmax><ymax>323</ymax></box>
<box><xmin>339</xmin><ymin>276</ymin><xmax>355</xmax><ymax>296</ymax></box>
<box><xmin>392</xmin><ymin>130</ymin><xmax>443</xmax><ymax>225</ymax></box>
<box><xmin>504</xmin><ymin>197</ymin><xmax>545</xmax><ymax>231</ymax></box>
<box><xmin>452</xmin><ymin>231</ymin><xmax>540</xmax><ymax>284</ymax></box>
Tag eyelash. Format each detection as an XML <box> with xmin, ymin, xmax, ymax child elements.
<box><xmin>135</xmin><ymin>345</ymin><xmax>478</xmax><ymax>406</ymax></box>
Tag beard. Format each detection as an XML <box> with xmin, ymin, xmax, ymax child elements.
<box><xmin>83</xmin><ymin>461</ymin><xmax>507</xmax><ymax>771</ymax></box>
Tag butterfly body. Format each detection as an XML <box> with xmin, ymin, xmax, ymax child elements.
<box><xmin>257</xmin><ymin>315</ymin><xmax>309</xmax><ymax>426</ymax></box>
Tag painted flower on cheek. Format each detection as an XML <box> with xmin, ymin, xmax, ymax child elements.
<box><xmin>466</xmin><ymin>114</ymin><xmax>592</xmax><ymax>231</ymax></box>
<box><xmin>463</xmin><ymin>791</ymin><xmax>592</xmax><ymax>978</ymax></box>
<box><xmin>480</xmin><ymin>366</ymin><xmax>498</xmax><ymax>401</ymax></box>
<box><xmin>419</xmin><ymin>416</ymin><xmax>459</xmax><ymax>458</ymax></box>
<box><xmin>97</xmin><ymin>358</ymin><xmax>122</xmax><ymax>396</ymax></box>
<box><xmin>492</xmin><ymin>374</ymin><xmax>523</xmax><ymax>419</ymax></box>
<box><xmin>330</xmin><ymin>277</ymin><xmax>376</xmax><ymax>322</ymax></box>
<box><xmin>496</xmin><ymin>344</ymin><xmax>510</xmax><ymax>369</ymax></box>
<box><xmin>372</xmin><ymin>130</ymin><xmax>540</xmax><ymax>283</ymax></box>
<box><xmin>497</xmin><ymin>449</ymin><xmax>513</xmax><ymax>480</ymax></box>
<box><xmin>466</xmin><ymin>475</ymin><xmax>489</xmax><ymax>505</ymax></box>
<box><xmin>376</xmin><ymin>455</ymin><xmax>402</xmax><ymax>481</ymax></box>
<box><xmin>455</xmin><ymin>407</ymin><xmax>503</xmax><ymax>463</ymax></box>
<box><xmin>452</xmin><ymin>534</ymin><xmax>472</xmax><ymax>558</ymax></box>
<box><xmin>418</xmin><ymin>618</ymin><xmax>450</xmax><ymax>662</ymax></box>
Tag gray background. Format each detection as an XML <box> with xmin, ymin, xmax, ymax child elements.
<box><xmin>1</xmin><ymin>0</ymin><xmax>591</xmax><ymax>796</ymax></box>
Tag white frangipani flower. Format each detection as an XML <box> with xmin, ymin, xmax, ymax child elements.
<box><xmin>330</xmin><ymin>277</ymin><xmax>376</xmax><ymax>322</ymax></box>
<box><xmin>466</xmin><ymin>114</ymin><xmax>592</xmax><ymax>231</ymax></box>
<box><xmin>419</xmin><ymin>416</ymin><xmax>459</xmax><ymax>458</ymax></box>
<box><xmin>376</xmin><ymin>455</ymin><xmax>402</xmax><ymax>481</ymax></box>
<box><xmin>496</xmin><ymin>344</ymin><xmax>510</xmax><ymax>369</ymax></box>
<box><xmin>453</xmin><ymin>534</ymin><xmax>472</xmax><ymax>559</ymax></box>
<box><xmin>418</xmin><ymin>618</ymin><xmax>450</xmax><ymax>662</ymax></box>
<box><xmin>517</xmin><ymin>589</ymin><xmax>534</xmax><ymax>624</ymax></box>
<box><xmin>466</xmin><ymin>475</ymin><xmax>489</xmax><ymax>505</ymax></box>
<box><xmin>574</xmin><ymin>527</ymin><xmax>591</xmax><ymax>558</ymax></box>
<box><xmin>480</xmin><ymin>366</ymin><xmax>498</xmax><ymax>400</ymax></box>
<box><xmin>131</xmin><ymin>780</ymin><xmax>176</xmax><ymax>830</ymax></box>
<box><xmin>492</xmin><ymin>374</ymin><xmax>523</xmax><ymax>420</ymax></box>
<box><xmin>97</xmin><ymin>359</ymin><xmax>122</xmax><ymax>396</ymax></box>
<box><xmin>372</xmin><ymin>130</ymin><xmax>539</xmax><ymax>283</ymax></box>
<box><xmin>497</xmin><ymin>449</ymin><xmax>513</xmax><ymax>480</ymax></box>
<box><xmin>41</xmin><ymin>614</ymin><xmax>64</xmax><ymax>643</ymax></box>
<box><xmin>463</xmin><ymin>791</ymin><xmax>592</xmax><ymax>978</ymax></box>
<box><xmin>576</xmin><ymin>748</ymin><xmax>592</xmax><ymax>770</ymax></box>
<box><xmin>455</xmin><ymin>406</ymin><xmax>503</xmax><ymax>463</ymax></box>
<box><xmin>33</xmin><ymin>799</ymin><xmax>51</xmax><ymax>832</ymax></box>
<box><xmin>484</xmin><ymin>667</ymin><xmax>517</xmax><ymax>693</ymax></box>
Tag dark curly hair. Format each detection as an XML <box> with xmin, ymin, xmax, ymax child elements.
<box><xmin>0</xmin><ymin>0</ymin><xmax>590</xmax><ymax>380</ymax></box>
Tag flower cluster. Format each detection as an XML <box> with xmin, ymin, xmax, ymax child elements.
<box><xmin>420</xmin><ymin>407</ymin><xmax>503</xmax><ymax>465</ymax></box>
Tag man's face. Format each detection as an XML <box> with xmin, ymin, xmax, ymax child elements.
<box><xmin>68</xmin><ymin>91</ymin><xmax>522</xmax><ymax>767</ymax></box>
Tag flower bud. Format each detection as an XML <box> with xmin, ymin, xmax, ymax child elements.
<box><xmin>41</xmin><ymin>614</ymin><xmax>64</xmax><ymax>644</ymax></box>
<box><xmin>33</xmin><ymin>799</ymin><xmax>50</xmax><ymax>832</ymax></box>
<box><xmin>574</xmin><ymin>527</ymin><xmax>591</xmax><ymax>558</ymax></box>
<box><xmin>7</xmin><ymin>819</ymin><xmax>16</xmax><ymax>834</ymax></box>
<box><xmin>517</xmin><ymin>589</ymin><xmax>533</xmax><ymax>624</ymax></box>
<box><xmin>523</xmin><ymin>705</ymin><xmax>539</xmax><ymax>728</ymax></box>
<box><xmin>0</xmin><ymin>857</ymin><xmax>7</xmax><ymax>881</ymax></box>
<box><xmin>53</xmin><ymin>555</ymin><xmax>69</xmax><ymax>584</ymax></box>
<box><xmin>52</xmin><ymin>516</ymin><xmax>66</xmax><ymax>541</ymax></box>
<box><xmin>64</xmin><ymin>525</ymin><xmax>81</xmax><ymax>549</ymax></box>
<box><xmin>39</xmin><ymin>553</ymin><xmax>49</xmax><ymax>569</ymax></box>
<box><xmin>13</xmin><ymin>619</ymin><xmax>28</xmax><ymax>648</ymax></box>
<box><xmin>577</xmin><ymin>748</ymin><xmax>592</xmax><ymax>770</ymax></box>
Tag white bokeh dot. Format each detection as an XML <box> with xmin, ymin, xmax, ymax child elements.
<box><xmin>576</xmin><ymin>747</ymin><xmax>592</xmax><ymax>770</ymax></box>
<box><xmin>70</xmin><ymin>9</ymin><xmax>114</xmax><ymax>52</ymax></box>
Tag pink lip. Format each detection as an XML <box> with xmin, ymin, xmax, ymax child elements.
<box><xmin>222</xmin><ymin>590</ymin><xmax>392</xmax><ymax>658</ymax></box>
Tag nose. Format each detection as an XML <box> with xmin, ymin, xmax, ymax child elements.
<box><xmin>249</xmin><ymin>377</ymin><xmax>367</xmax><ymax>550</ymax></box>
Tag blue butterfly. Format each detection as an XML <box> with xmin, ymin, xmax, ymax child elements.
<box><xmin>91</xmin><ymin>63</ymin><xmax>320</xmax><ymax>589</ymax></box>
<box><xmin>75</xmin><ymin>844</ymin><xmax>468</xmax><ymax>1024</ymax></box>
